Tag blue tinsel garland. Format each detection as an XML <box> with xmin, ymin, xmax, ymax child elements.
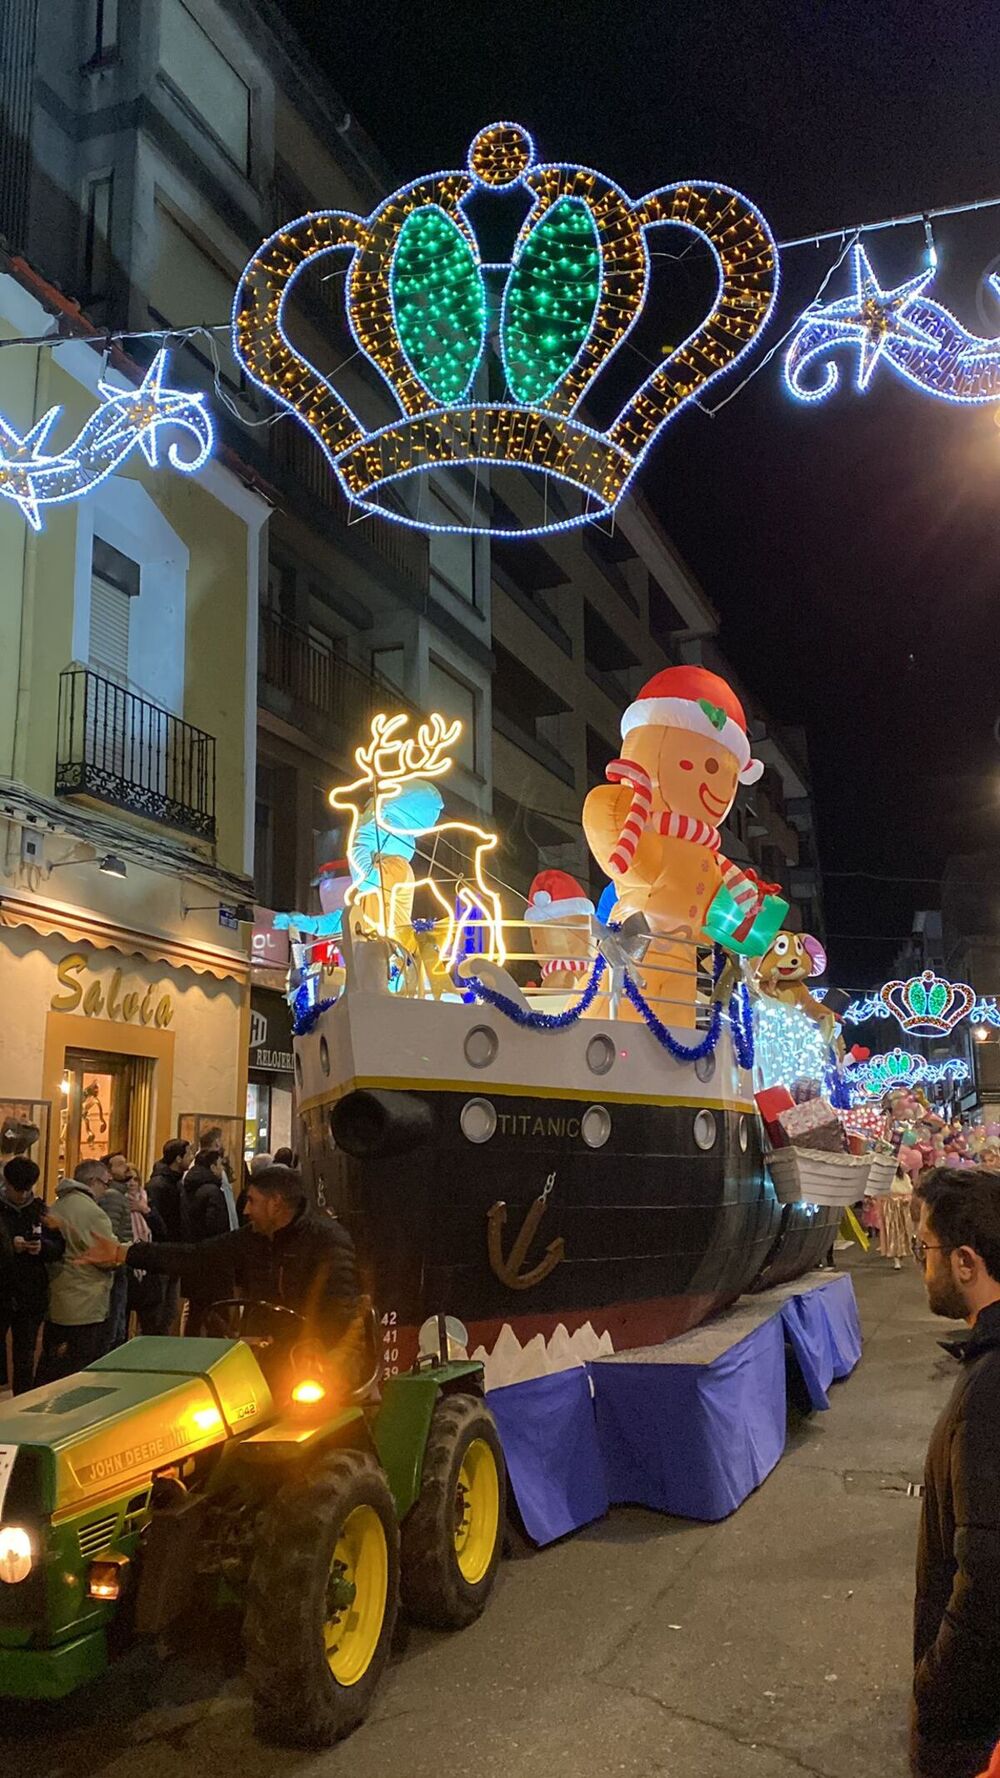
<box><xmin>620</xmin><ymin>970</ymin><xmax>723</xmax><ymax>1062</ymax></box>
<box><xmin>292</xmin><ymin>996</ymin><xmax>337</xmax><ymax>1037</ymax></box>
<box><xmin>459</xmin><ymin>955</ymin><xmax>608</xmax><ymax>1030</ymax></box>
<box><xmin>293</xmin><ymin>927</ymin><xmax>756</xmax><ymax>1069</ymax></box>
<box><xmin>460</xmin><ymin>947</ymin><xmax>753</xmax><ymax>1068</ymax></box>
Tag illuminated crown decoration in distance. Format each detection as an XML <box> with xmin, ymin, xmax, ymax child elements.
<box><xmin>0</xmin><ymin>350</ymin><xmax>214</xmax><ymax>531</ymax></box>
<box><xmin>879</xmin><ymin>969</ymin><xmax>975</xmax><ymax>1036</ymax></box>
<box><xmin>850</xmin><ymin>1047</ymin><xmax>970</xmax><ymax>1100</ymax></box>
<box><xmin>233</xmin><ymin>122</ymin><xmax>778</xmax><ymax>538</ymax></box>
<box><xmin>785</xmin><ymin>246</ymin><xmax>1000</xmax><ymax>405</ymax></box>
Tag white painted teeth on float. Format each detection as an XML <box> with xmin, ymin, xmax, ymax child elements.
<box><xmin>471</xmin><ymin>1321</ymin><xmax>615</xmax><ymax>1391</ymax></box>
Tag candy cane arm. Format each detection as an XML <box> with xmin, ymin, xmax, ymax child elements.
<box><xmin>583</xmin><ymin>782</ymin><xmax>660</xmax><ymax>881</ymax></box>
<box><xmin>583</xmin><ymin>783</ymin><xmax>632</xmax><ymax>875</ymax></box>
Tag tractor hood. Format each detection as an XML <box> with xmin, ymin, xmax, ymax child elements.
<box><xmin>0</xmin><ymin>1338</ymin><xmax>273</xmax><ymax>1518</ymax></box>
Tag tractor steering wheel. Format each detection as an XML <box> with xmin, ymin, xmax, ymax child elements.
<box><xmin>201</xmin><ymin>1298</ymin><xmax>305</xmax><ymax>1349</ymax></box>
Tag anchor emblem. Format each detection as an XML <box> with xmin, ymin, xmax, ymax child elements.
<box><xmin>487</xmin><ymin>1172</ymin><xmax>565</xmax><ymax>1291</ymax></box>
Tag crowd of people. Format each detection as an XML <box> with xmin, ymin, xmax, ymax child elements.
<box><xmin>6</xmin><ymin>1133</ymin><xmax>1000</xmax><ymax>1777</ymax></box>
<box><xmin>0</xmin><ymin>1136</ymin><xmax>301</xmax><ymax>1392</ymax></box>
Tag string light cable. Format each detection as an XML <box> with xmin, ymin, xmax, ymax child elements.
<box><xmin>693</xmin><ymin>230</ymin><xmax>859</xmax><ymax>416</ymax></box>
<box><xmin>1</xmin><ymin>178</ymin><xmax>1000</xmax><ymax>457</ymax></box>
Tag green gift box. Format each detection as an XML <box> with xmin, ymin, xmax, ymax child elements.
<box><xmin>704</xmin><ymin>884</ymin><xmax>789</xmax><ymax>957</ymax></box>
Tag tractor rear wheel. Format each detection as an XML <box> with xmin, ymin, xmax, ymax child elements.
<box><xmin>400</xmin><ymin>1393</ymin><xmax>505</xmax><ymax>1629</ymax></box>
<box><xmin>244</xmin><ymin>1448</ymin><xmax>399</xmax><ymax>1746</ymax></box>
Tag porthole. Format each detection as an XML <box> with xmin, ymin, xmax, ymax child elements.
<box><xmin>464</xmin><ymin>1025</ymin><xmax>499</xmax><ymax>1069</ymax></box>
<box><xmin>460</xmin><ymin>1097</ymin><xmax>497</xmax><ymax>1144</ymax></box>
<box><xmin>738</xmin><ymin>1114</ymin><xmax>749</xmax><ymax>1153</ymax></box>
<box><xmin>319</xmin><ymin>1036</ymin><xmax>331</xmax><ymax>1077</ymax></box>
<box><xmin>693</xmin><ymin>1109</ymin><xmax>717</xmax><ymax>1151</ymax></box>
<box><xmin>294</xmin><ymin>1051</ymin><xmax>303</xmax><ymax>1089</ymax></box>
<box><xmin>581</xmin><ymin>1104</ymin><xmax>612</xmax><ymax>1150</ymax></box>
<box><xmin>694</xmin><ymin>1050</ymin><xmax>716</xmax><ymax>1085</ymax></box>
<box><xmin>586</xmin><ymin>1033</ymin><xmax>616</xmax><ymax>1077</ymax></box>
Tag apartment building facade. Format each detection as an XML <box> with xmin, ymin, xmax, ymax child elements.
<box><xmin>0</xmin><ymin>259</ymin><xmax>267</xmax><ymax>1192</ymax></box>
<box><xmin>1</xmin><ymin>0</ymin><xmax>496</xmax><ymax>1147</ymax></box>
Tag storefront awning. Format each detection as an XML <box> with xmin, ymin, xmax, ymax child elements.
<box><xmin>0</xmin><ymin>894</ymin><xmax>250</xmax><ymax>984</ymax></box>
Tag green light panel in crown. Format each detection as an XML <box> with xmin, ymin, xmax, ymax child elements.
<box><xmin>502</xmin><ymin>197</ymin><xmax>602</xmax><ymax>404</ymax></box>
<box><xmin>232</xmin><ymin>120</ymin><xmax>779</xmax><ymax>537</ymax></box>
<box><xmin>391</xmin><ymin>206</ymin><xmax>486</xmax><ymax>404</ymax></box>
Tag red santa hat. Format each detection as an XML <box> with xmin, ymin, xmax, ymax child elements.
<box><xmin>620</xmin><ymin>665</ymin><xmax>764</xmax><ymax>785</ymax></box>
<box><xmin>524</xmin><ymin>870</ymin><xmax>595</xmax><ymax>922</ymax></box>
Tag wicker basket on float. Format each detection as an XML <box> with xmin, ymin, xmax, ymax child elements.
<box><xmin>766</xmin><ymin>1146</ymin><xmax>896</xmax><ymax>1208</ymax></box>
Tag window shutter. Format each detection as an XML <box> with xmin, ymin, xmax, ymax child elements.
<box><xmin>89</xmin><ymin>574</ymin><xmax>130</xmax><ymax>680</ymax></box>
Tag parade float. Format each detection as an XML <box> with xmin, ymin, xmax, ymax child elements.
<box><xmin>279</xmin><ymin>667</ymin><xmax>859</xmax><ymax>1400</ymax></box>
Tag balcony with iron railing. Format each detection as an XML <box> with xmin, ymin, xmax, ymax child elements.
<box><xmin>258</xmin><ymin>609</ymin><xmax>422</xmax><ymax>746</ymax></box>
<box><xmin>55</xmin><ymin>667</ymin><xmax>216</xmax><ymax>841</ymax></box>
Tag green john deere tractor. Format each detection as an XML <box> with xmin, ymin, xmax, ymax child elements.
<box><xmin>0</xmin><ymin>1301</ymin><xmax>505</xmax><ymax>1745</ymax></box>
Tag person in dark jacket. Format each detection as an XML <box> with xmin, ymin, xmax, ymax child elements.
<box><xmin>911</xmin><ymin>1167</ymin><xmax>1000</xmax><ymax>1778</ymax></box>
<box><xmin>77</xmin><ymin>1165</ymin><xmax>357</xmax><ymax>1347</ymax></box>
<box><xmin>0</xmin><ymin>1158</ymin><xmax>65</xmax><ymax>1392</ymax></box>
<box><xmin>182</xmin><ymin>1151</ymin><xmax>231</xmax><ymax>1243</ymax></box>
<box><xmin>146</xmin><ymin>1139</ymin><xmax>192</xmax><ymax>1242</ymax></box>
<box><xmin>145</xmin><ymin>1138</ymin><xmax>192</xmax><ymax>1334</ymax></box>
<box><xmin>179</xmin><ymin>1150</ymin><xmax>234</xmax><ymax>1334</ymax></box>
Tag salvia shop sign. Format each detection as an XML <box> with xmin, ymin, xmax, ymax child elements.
<box><xmin>50</xmin><ymin>952</ymin><xmax>174</xmax><ymax>1027</ymax></box>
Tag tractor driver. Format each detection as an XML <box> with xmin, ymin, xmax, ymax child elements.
<box><xmin>75</xmin><ymin>1164</ymin><xmax>358</xmax><ymax>1348</ymax></box>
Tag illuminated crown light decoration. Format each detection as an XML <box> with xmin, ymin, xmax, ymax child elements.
<box><xmin>849</xmin><ymin>1047</ymin><xmax>970</xmax><ymax>1101</ymax></box>
<box><xmin>0</xmin><ymin>350</ymin><xmax>214</xmax><ymax>531</ymax></box>
<box><xmin>233</xmin><ymin>121</ymin><xmax>778</xmax><ymax>539</ymax></box>
<box><xmin>785</xmin><ymin>245</ymin><xmax>1000</xmax><ymax>405</ymax></box>
<box><xmin>879</xmin><ymin>969</ymin><xmax>974</xmax><ymax>1036</ymax></box>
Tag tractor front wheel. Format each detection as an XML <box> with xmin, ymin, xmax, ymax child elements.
<box><xmin>401</xmin><ymin>1394</ymin><xmax>505</xmax><ymax>1629</ymax></box>
<box><xmin>244</xmin><ymin>1448</ymin><xmax>399</xmax><ymax>1746</ymax></box>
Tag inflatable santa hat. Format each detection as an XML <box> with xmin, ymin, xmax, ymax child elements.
<box><xmin>620</xmin><ymin>665</ymin><xmax>764</xmax><ymax>786</ymax></box>
<box><xmin>524</xmin><ymin>870</ymin><xmax>595</xmax><ymax>922</ymax></box>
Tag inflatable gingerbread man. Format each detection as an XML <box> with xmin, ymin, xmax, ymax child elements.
<box><xmin>524</xmin><ymin>870</ymin><xmax>595</xmax><ymax>999</ymax></box>
<box><xmin>583</xmin><ymin>665</ymin><xmax>787</xmax><ymax>1026</ymax></box>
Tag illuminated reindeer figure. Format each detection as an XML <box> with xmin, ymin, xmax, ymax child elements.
<box><xmin>329</xmin><ymin>712</ymin><xmax>506</xmax><ymax>972</ymax></box>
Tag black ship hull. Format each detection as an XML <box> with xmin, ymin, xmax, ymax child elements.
<box><xmin>300</xmin><ymin>1077</ymin><xmax>840</xmax><ymax>1373</ymax></box>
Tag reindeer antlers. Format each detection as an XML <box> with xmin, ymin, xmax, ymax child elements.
<box><xmin>352</xmin><ymin>711</ymin><xmax>463</xmax><ymax>786</ymax></box>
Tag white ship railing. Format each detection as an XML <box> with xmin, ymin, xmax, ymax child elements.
<box><xmin>293</xmin><ymin>913</ymin><xmax>738</xmax><ymax>1030</ymax></box>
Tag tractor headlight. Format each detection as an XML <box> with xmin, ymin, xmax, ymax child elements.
<box><xmin>0</xmin><ymin>1526</ymin><xmax>33</xmax><ymax>1585</ymax></box>
<box><xmin>291</xmin><ymin>1378</ymin><xmax>326</xmax><ymax>1405</ymax></box>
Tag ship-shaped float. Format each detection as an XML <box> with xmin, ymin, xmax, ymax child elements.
<box><xmin>285</xmin><ymin>678</ymin><xmax>853</xmax><ymax>1387</ymax></box>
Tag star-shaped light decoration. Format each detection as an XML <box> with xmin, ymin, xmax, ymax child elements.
<box><xmin>98</xmin><ymin>349</ymin><xmax>211</xmax><ymax>468</ymax></box>
<box><xmin>0</xmin><ymin>348</ymin><xmax>214</xmax><ymax>531</ymax></box>
<box><xmin>0</xmin><ymin>407</ymin><xmax>75</xmax><ymax>529</ymax></box>
<box><xmin>821</xmin><ymin>245</ymin><xmax>941</xmax><ymax>390</ymax></box>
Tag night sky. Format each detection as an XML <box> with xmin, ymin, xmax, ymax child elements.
<box><xmin>275</xmin><ymin>0</ymin><xmax>1000</xmax><ymax>989</ymax></box>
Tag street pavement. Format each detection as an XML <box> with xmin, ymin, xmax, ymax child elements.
<box><xmin>4</xmin><ymin>1253</ymin><xmax>961</xmax><ymax>1778</ymax></box>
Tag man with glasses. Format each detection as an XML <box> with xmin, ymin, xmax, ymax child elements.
<box><xmin>910</xmin><ymin>1167</ymin><xmax>1000</xmax><ymax>1778</ymax></box>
